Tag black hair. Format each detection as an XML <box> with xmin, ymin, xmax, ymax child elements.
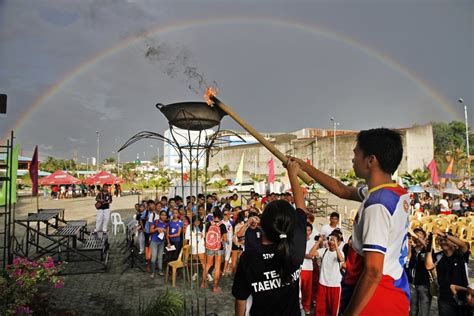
<box><xmin>159</xmin><ymin>210</ymin><xmax>168</xmax><ymax>218</ymax></box>
<box><xmin>235</xmin><ymin>210</ymin><xmax>246</xmax><ymax>225</ymax></box>
<box><xmin>161</xmin><ymin>196</ymin><xmax>168</xmax><ymax>201</ymax></box>
<box><xmin>306</xmin><ymin>223</ymin><xmax>313</xmax><ymax>231</ymax></box>
<box><xmin>413</xmin><ymin>227</ymin><xmax>427</xmax><ymax>238</ymax></box>
<box><xmin>168</xmin><ymin>198</ymin><xmax>176</xmax><ymax>203</ymax></box>
<box><xmin>330</xmin><ymin>212</ymin><xmax>340</xmax><ymax>219</ymax></box>
<box><xmin>260</xmin><ymin>200</ymin><xmax>296</xmax><ymax>285</ymax></box>
<box><xmin>147</xmin><ymin>200</ymin><xmax>155</xmax><ymax>205</ymax></box>
<box><xmin>191</xmin><ymin>215</ymin><xmax>203</xmax><ymax>231</ymax></box>
<box><xmin>356</xmin><ymin>128</ymin><xmax>403</xmax><ymax>174</ymax></box>
<box><xmin>213</xmin><ymin>209</ymin><xmax>223</xmax><ymax>220</ymax></box>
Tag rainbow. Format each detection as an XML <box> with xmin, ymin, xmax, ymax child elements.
<box><xmin>3</xmin><ymin>16</ymin><xmax>461</xmax><ymax>142</ymax></box>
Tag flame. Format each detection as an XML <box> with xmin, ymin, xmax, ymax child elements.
<box><xmin>204</xmin><ymin>87</ymin><xmax>218</xmax><ymax>106</ymax></box>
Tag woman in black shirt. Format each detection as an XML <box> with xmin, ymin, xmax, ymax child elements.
<box><xmin>232</xmin><ymin>159</ymin><xmax>307</xmax><ymax>316</ymax></box>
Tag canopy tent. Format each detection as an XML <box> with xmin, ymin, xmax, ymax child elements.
<box><xmin>443</xmin><ymin>182</ymin><xmax>463</xmax><ymax>195</ymax></box>
<box><xmin>84</xmin><ymin>171</ymin><xmax>124</xmax><ymax>185</ymax></box>
<box><xmin>408</xmin><ymin>185</ymin><xmax>424</xmax><ymax>193</ymax></box>
<box><xmin>39</xmin><ymin>170</ymin><xmax>80</xmax><ymax>185</ymax></box>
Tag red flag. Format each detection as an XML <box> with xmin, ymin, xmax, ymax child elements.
<box><xmin>29</xmin><ymin>146</ymin><xmax>39</xmax><ymax>196</ymax></box>
<box><xmin>306</xmin><ymin>158</ymin><xmax>312</xmax><ymax>166</ymax></box>
<box><xmin>426</xmin><ymin>159</ymin><xmax>439</xmax><ymax>185</ymax></box>
<box><xmin>267</xmin><ymin>158</ymin><xmax>275</xmax><ymax>184</ymax></box>
<box><xmin>183</xmin><ymin>172</ymin><xmax>189</xmax><ymax>182</ymax></box>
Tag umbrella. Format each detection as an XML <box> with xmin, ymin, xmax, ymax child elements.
<box><xmin>85</xmin><ymin>170</ymin><xmax>124</xmax><ymax>185</ymax></box>
<box><xmin>439</xmin><ymin>173</ymin><xmax>460</xmax><ymax>179</ymax></box>
<box><xmin>425</xmin><ymin>187</ymin><xmax>441</xmax><ymax>196</ymax></box>
<box><xmin>443</xmin><ymin>182</ymin><xmax>463</xmax><ymax>195</ymax></box>
<box><xmin>39</xmin><ymin>170</ymin><xmax>81</xmax><ymax>185</ymax></box>
<box><xmin>408</xmin><ymin>185</ymin><xmax>425</xmax><ymax>193</ymax></box>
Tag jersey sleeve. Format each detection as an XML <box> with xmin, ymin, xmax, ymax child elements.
<box><xmin>357</xmin><ymin>186</ymin><xmax>368</xmax><ymax>201</ymax></box>
<box><xmin>232</xmin><ymin>254</ymin><xmax>252</xmax><ymax>300</ymax></box>
<box><xmin>360</xmin><ymin>204</ymin><xmax>391</xmax><ymax>254</ymax></box>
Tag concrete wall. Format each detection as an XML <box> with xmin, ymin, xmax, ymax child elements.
<box><xmin>204</xmin><ymin>124</ymin><xmax>434</xmax><ymax>179</ymax></box>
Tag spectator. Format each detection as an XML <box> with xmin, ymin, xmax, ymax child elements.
<box><xmin>185</xmin><ymin>215</ymin><xmax>206</xmax><ymax>282</ymax></box>
<box><xmin>202</xmin><ymin>209</ymin><xmax>227</xmax><ymax>292</ymax></box>
<box><xmin>149</xmin><ymin>210</ymin><xmax>168</xmax><ymax>278</ymax></box>
<box><xmin>301</xmin><ymin>223</ymin><xmax>321</xmax><ymax>315</ymax></box>
<box><xmin>166</xmin><ymin>208</ymin><xmax>183</xmax><ymax>261</ymax></box>
<box><xmin>321</xmin><ymin>212</ymin><xmax>341</xmax><ymax>238</ymax></box>
<box><xmin>407</xmin><ymin>228</ymin><xmax>431</xmax><ymax>316</ymax></box>
<box><xmin>315</xmin><ymin>231</ymin><xmax>345</xmax><ymax>316</ymax></box>
<box><xmin>425</xmin><ymin>227</ymin><xmax>470</xmax><ymax>316</ymax></box>
<box><xmin>93</xmin><ymin>184</ymin><xmax>113</xmax><ymax>237</ymax></box>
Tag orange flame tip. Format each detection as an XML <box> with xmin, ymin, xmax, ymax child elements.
<box><xmin>204</xmin><ymin>87</ymin><xmax>218</xmax><ymax>106</ymax></box>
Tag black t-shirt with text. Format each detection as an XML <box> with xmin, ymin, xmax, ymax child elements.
<box><xmin>232</xmin><ymin>208</ymin><xmax>307</xmax><ymax>315</ymax></box>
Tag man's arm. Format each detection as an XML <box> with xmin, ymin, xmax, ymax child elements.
<box><xmin>433</xmin><ymin>226</ymin><xmax>469</xmax><ymax>253</ymax></box>
<box><xmin>290</xmin><ymin>156</ymin><xmax>362</xmax><ymax>202</ymax></box>
<box><xmin>343</xmin><ymin>251</ymin><xmax>384</xmax><ymax>315</ymax></box>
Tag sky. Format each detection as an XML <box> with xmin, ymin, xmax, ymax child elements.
<box><xmin>0</xmin><ymin>0</ymin><xmax>472</xmax><ymax>163</ymax></box>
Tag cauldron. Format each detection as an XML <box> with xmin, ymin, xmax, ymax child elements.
<box><xmin>157</xmin><ymin>102</ymin><xmax>227</xmax><ymax>131</ymax></box>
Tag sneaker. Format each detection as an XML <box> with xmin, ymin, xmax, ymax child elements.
<box><xmin>207</xmin><ymin>274</ymin><xmax>213</xmax><ymax>282</ymax></box>
<box><xmin>150</xmin><ymin>273</ymin><xmax>155</xmax><ymax>279</ymax></box>
<box><xmin>91</xmin><ymin>231</ymin><xmax>98</xmax><ymax>238</ymax></box>
<box><xmin>158</xmin><ymin>271</ymin><xmax>164</xmax><ymax>276</ymax></box>
<box><xmin>192</xmin><ymin>273</ymin><xmax>197</xmax><ymax>281</ymax></box>
<box><xmin>139</xmin><ymin>250</ymin><xmax>143</xmax><ymax>255</ymax></box>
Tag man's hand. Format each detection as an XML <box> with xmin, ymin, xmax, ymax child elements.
<box><xmin>286</xmin><ymin>158</ymin><xmax>301</xmax><ymax>175</ymax></box>
<box><xmin>432</xmin><ymin>226</ymin><xmax>443</xmax><ymax>236</ymax></box>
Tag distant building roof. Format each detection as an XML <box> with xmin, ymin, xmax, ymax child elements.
<box><xmin>0</xmin><ymin>153</ymin><xmax>36</xmax><ymax>162</ymax></box>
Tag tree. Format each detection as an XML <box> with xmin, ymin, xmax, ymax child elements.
<box><xmin>401</xmin><ymin>168</ymin><xmax>430</xmax><ymax>185</ymax></box>
<box><xmin>214</xmin><ymin>164</ymin><xmax>230</xmax><ymax>178</ymax></box>
<box><xmin>432</xmin><ymin>121</ymin><xmax>474</xmax><ymax>176</ymax></box>
<box><xmin>103</xmin><ymin>157</ymin><xmax>116</xmax><ymax>164</ymax></box>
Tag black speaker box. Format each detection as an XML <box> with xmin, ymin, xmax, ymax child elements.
<box><xmin>0</xmin><ymin>94</ymin><xmax>6</xmax><ymax>114</ymax></box>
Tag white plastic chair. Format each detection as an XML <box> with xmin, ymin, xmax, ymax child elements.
<box><xmin>110</xmin><ymin>212</ymin><xmax>125</xmax><ymax>235</ymax></box>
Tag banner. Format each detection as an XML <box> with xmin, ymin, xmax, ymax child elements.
<box><xmin>29</xmin><ymin>146</ymin><xmax>39</xmax><ymax>196</ymax></box>
<box><xmin>426</xmin><ymin>159</ymin><xmax>439</xmax><ymax>185</ymax></box>
<box><xmin>0</xmin><ymin>144</ymin><xmax>19</xmax><ymax>206</ymax></box>
<box><xmin>267</xmin><ymin>158</ymin><xmax>275</xmax><ymax>184</ymax></box>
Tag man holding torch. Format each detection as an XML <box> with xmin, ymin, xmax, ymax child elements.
<box><xmin>289</xmin><ymin>128</ymin><xmax>410</xmax><ymax>315</ymax></box>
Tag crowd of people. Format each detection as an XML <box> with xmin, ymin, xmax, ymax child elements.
<box><xmin>46</xmin><ymin>183</ymin><xmax>122</xmax><ymax>200</ymax></box>
<box><xmin>95</xmin><ymin>128</ymin><xmax>473</xmax><ymax>315</ymax></box>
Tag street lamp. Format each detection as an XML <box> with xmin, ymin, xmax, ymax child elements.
<box><xmin>459</xmin><ymin>98</ymin><xmax>471</xmax><ymax>182</ymax></box>
<box><xmin>96</xmin><ymin>131</ymin><xmax>100</xmax><ymax>171</ymax></box>
<box><xmin>330</xmin><ymin>117</ymin><xmax>340</xmax><ymax>177</ymax></box>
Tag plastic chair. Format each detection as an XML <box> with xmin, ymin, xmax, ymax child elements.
<box><xmin>110</xmin><ymin>212</ymin><xmax>125</xmax><ymax>235</ymax></box>
<box><xmin>165</xmin><ymin>245</ymin><xmax>191</xmax><ymax>287</ymax></box>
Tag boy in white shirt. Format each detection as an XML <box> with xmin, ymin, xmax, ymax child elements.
<box><xmin>315</xmin><ymin>231</ymin><xmax>345</xmax><ymax>316</ymax></box>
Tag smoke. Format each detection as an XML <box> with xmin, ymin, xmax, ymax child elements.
<box><xmin>144</xmin><ymin>39</ymin><xmax>217</xmax><ymax>94</ymax></box>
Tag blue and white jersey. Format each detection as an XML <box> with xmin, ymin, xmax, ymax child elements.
<box><xmin>352</xmin><ymin>183</ymin><xmax>411</xmax><ymax>298</ymax></box>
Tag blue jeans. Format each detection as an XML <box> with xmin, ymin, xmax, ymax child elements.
<box><xmin>410</xmin><ymin>284</ymin><xmax>431</xmax><ymax>316</ymax></box>
<box><xmin>150</xmin><ymin>241</ymin><xmax>164</xmax><ymax>273</ymax></box>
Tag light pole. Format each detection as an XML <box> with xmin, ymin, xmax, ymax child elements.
<box><xmin>459</xmin><ymin>98</ymin><xmax>471</xmax><ymax>182</ymax></box>
<box><xmin>330</xmin><ymin>117</ymin><xmax>339</xmax><ymax>177</ymax></box>
<box><xmin>96</xmin><ymin>131</ymin><xmax>100</xmax><ymax>171</ymax></box>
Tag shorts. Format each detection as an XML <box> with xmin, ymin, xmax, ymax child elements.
<box><xmin>206</xmin><ymin>249</ymin><xmax>224</xmax><ymax>256</ymax></box>
<box><xmin>232</xmin><ymin>243</ymin><xmax>243</xmax><ymax>251</ymax></box>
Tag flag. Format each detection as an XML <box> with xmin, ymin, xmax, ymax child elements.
<box><xmin>440</xmin><ymin>158</ymin><xmax>454</xmax><ymax>185</ymax></box>
<box><xmin>183</xmin><ymin>172</ymin><xmax>189</xmax><ymax>182</ymax></box>
<box><xmin>426</xmin><ymin>159</ymin><xmax>439</xmax><ymax>185</ymax></box>
<box><xmin>235</xmin><ymin>153</ymin><xmax>244</xmax><ymax>184</ymax></box>
<box><xmin>29</xmin><ymin>146</ymin><xmax>39</xmax><ymax>196</ymax></box>
<box><xmin>306</xmin><ymin>158</ymin><xmax>312</xmax><ymax>166</ymax></box>
<box><xmin>0</xmin><ymin>144</ymin><xmax>19</xmax><ymax>206</ymax></box>
<box><xmin>267</xmin><ymin>158</ymin><xmax>275</xmax><ymax>184</ymax></box>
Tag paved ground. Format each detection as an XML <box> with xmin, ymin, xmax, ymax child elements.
<box><xmin>3</xmin><ymin>192</ymin><xmax>471</xmax><ymax>315</ymax></box>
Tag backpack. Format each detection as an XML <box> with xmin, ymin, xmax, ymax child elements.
<box><xmin>206</xmin><ymin>221</ymin><xmax>223</xmax><ymax>251</ymax></box>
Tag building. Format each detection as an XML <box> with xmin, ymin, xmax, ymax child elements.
<box><xmin>204</xmin><ymin>124</ymin><xmax>434</xmax><ymax>180</ymax></box>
